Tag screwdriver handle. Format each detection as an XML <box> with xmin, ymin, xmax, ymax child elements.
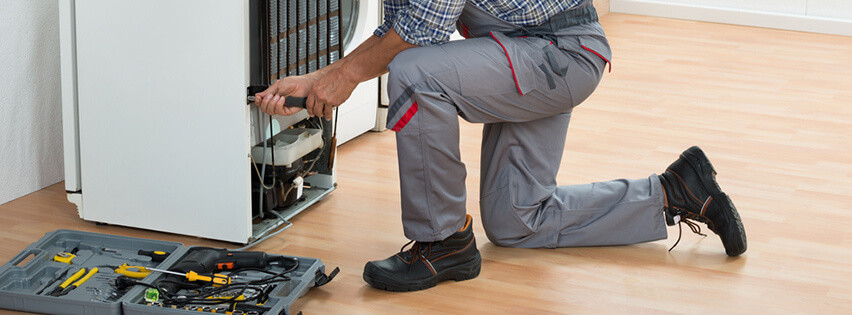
<box><xmin>138</xmin><ymin>250</ymin><xmax>170</xmax><ymax>263</ymax></box>
<box><xmin>185</xmin><ymin>271</ymin><xmax>231</xmax><ymax>286</ymax></box>
<box><xmin>72</xmin><ymin>267</ymin><xmax>98</xmax><ymax>287</ymax></box>
<box><xmin>284</xmin><ymin>96</ymin><xmax>307</xmax><ymax>108</ymax></box>
<box><xmin>60</xmin><ymin>268</ymin><xmax>86</xmax><ymax>289</ymax></box>
<box><xmin>247</xmin><ymin>95</ymin><xmax>307</xmax><ymax>108</ymax></box>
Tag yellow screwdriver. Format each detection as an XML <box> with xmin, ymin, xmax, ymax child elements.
<box><xmin>146</xmin><ymin>268</ymin><xmax>231</xmax><ymax>286</ymax></box>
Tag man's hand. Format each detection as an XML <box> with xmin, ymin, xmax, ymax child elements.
<box><xmin>255</xmin><ymin>29</ymin><xmax>415</xmax><ymax>120</ymax></box>
<box><xmin>255</xmin><ymin>74</ymin><xmax>317</xmax><ymax>116</ymax></box>
<box><xmin>254</xmin><ymin>68</ymin><xmax>357</xmax><ymax>120</ymax></box>
<box><xmin>306</xmin><ymin>68</ymin><xmax>359</xmax><ymax>120</ymax></box>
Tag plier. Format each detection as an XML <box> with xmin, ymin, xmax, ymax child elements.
<box><xmin>106</xmin><ymin>263</ymin><xmax>153</xmax><ymax>279</ymax></box>
<box><xmin>47</xmin><ymin>267</ymin><xmax>98</xmax><ymax>296</ymax></box>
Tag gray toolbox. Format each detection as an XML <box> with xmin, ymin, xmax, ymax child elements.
<box><xmin>0</xmin><ymin>230</ymin><xmax>337</xmax><ymax>315</ymax></box>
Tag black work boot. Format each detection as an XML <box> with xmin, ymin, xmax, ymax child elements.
<box><xmin>363</xmin><ymin>215</ymin><xmax>481</xmax><ymax>291</ymax></box>
<box><xmin>659</xmin><ymin>146</ymin><xmax>747</xmax><ymax>256</ymax></box>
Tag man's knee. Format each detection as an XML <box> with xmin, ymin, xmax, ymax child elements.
<box><xmin>479</xmin><ymin>185</ymin><xmax>561</xmax><ymax>248</ymax></box>
<box><xmin>388</xmin><ymin>46</ymin><xmax>446</xmax><ymax>86</ymax></box>
<box><xmin>480</xmin><ymin>202</ymin><xmax>538</xmax><ymax>248</ymax></box>
<box><xmin>482</xmin><ymin>224</ymin><xmax>537</xmax><ymax>248</ymax></box>
<box><xmin>388</xmin><ymin>51</ymin><xmax>419</xmax><ymax>86</ymax></box>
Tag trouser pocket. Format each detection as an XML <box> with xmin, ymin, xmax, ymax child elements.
<box><xmin>454</xmin><ymin>32</ymin><xmax>541</xmax><ymax>96</ymax></box>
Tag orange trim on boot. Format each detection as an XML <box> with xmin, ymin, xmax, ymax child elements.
<box><xmin>459</xmin><ymin>215</ymin><xmax>472</xmax><ymax>232</ymax></box>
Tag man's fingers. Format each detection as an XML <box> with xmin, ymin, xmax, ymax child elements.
<box><xmin>266</xmin><ymin>95</ymin><xmax>280</xmax><ymax>115</ymax></box>
<box><xmin>260</xmin><ymin>95</ymin><xmax>273</xmax><ymax>114</ymax></box>
<box><xmin>274</xmin><ymin>96</ymin><xmax>288</xmax><ymax>116</ymax></box>
<box><xmin>323</xmin><ymin>103</ymin><xmax>333</xmax><ymax>120</ymax></box>
<box><xmin>268</xmin><ymin>95</ymin><xmax>278</xmax><ymax>115</ymax></box>
<box><xmin>276</xmin><ymin>79</ymin><xmax>298</xmax><ymax>97</ymax></box>
<box><xmin>283</xmin><ymin>107</ymin><xmax>302</xmax><ymax>116</ymax></box>
<box><xmin>273</xmin><ymin>95</ymin><xmax>286</xmax><ymax>115</ymax></box>
<box><xmin>306</xmin><ymin>94</ymin><xmax>317</xmax><ymax>117</ymax></box>
<box><xmin>257</xmin><ymin>85</ymin><xmax>276</xmax><ymax>103</ymax></box>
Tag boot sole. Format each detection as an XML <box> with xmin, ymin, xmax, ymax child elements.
<box><xmin>363</xmin><ymin>253</ymin><xmax>482</xmax><ymax>292</ymax></box>
<box><xmin>680</xmin><ymin>146</ymin><xmax>747</xmax><ymax>256</ymax></box>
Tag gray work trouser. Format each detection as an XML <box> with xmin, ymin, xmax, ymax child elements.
<box><xmin>384</xmin><ymin>2</ymin><xmax>668</xmax><ymax>248</ymax></box>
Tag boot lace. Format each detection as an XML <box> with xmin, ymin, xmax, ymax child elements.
<box><xmin>399</xmin><ymin>240</ymin><xmax>434</xmax><ymax>262</ymax></box>
<box><xmin>667</xmin><ymin>208</ymin><xmax>713</xmax><ymax>252</ymax></box>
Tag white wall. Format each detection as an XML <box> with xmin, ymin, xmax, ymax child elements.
<box><xmin>612</xmin><ymin>0</ymin><xmax>852</xmax><ymax>36</ymax></box>
<box><xmin>0</xmin><ymin>0</ymin><xmax>65</xmax><ymax>205</ymax></box>
<box><xmin>634</xmin><ymin>0</ymin><xmax>852</xmax><ymax>19</ymax></box>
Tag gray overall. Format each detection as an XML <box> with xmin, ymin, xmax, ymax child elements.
<box><xmin>384</xmin><ymin>1</ymin><xmax>668</xmax><ymax>248</ymax></box>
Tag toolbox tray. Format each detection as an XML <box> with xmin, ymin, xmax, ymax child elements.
<box><xmin>0</xmin><ymin>230</ymin><xmax>330</xmax><ymax>315</ymax></box>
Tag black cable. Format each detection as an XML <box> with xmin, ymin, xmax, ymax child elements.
<box><xmin>268</xmin><ymin>0</ymin><xmax>281</xmax><ymax>217</ymax></box>
<box><xmin>151</xmin><ymin>257</ymin><xmax>299</xmax><ymax>307</ymax></box>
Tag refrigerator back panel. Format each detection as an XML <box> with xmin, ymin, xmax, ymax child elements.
<box><xmin>266</xmin><ymin>0</ymin><xmax>340</xmax><ymax>80</ymax></box>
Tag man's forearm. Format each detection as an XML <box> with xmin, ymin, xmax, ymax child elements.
<box><xmin>273</xmin><ymin>28</ymin><xmax>417</xmax><ymax>118</ymax></box>
<box><xmin>323</xmin><ymin>29</ymin><xmax>417</xmax><ymax>84</ymax></box>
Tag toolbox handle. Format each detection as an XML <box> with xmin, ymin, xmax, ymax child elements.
<box><xmin>9</xmin><ymin>249</ymin><xmax>43</xmax><ymax>268</ymax></box>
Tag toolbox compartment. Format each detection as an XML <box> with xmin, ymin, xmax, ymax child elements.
<box><xmin>0</xmin><ymin>230</ymin><xmax>330</xmax><ymax>315</ymax></box>
<box><xmin>122</xmin><ymin>247</ymin><xmax>325</xmax><ymax>315</ymax></box>
<box><xmin>0</xmin><ymin>230</ymin><xmax>182</xmax><ymax>315</ymax></box>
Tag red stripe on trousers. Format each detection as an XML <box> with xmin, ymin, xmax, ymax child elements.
<box><xmin>489</xmin><ymin>32</ymin><xmax>524</xmax><ymax>95</ymax></box>
<box><xmin>391</xmin><ymin>102</ymin><xmax>419</xmax><ymax>132</ymax></box>
<box><xmin>581</xmin><ymin>45</ymin><xmax>612</xmax><ymax>73</ymax></box>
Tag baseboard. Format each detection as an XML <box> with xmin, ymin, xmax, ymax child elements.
<box><xmin>611</xmin><ymin>0</ymin><xmax>852</xmax><ymax>36</ymax></box>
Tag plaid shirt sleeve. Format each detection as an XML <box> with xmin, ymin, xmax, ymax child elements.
<box><xmin>374</xmin><ymin>0</ymin><xmax>465</xmax><ymax>46</ymax></box>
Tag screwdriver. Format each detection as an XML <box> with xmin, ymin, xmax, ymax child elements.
<box><xmin>147</xmin><ymin>268</ymin><xmax>231</xmax><ymax>286</ymax></box>
<box><xmin>137</xmin><ymin>250</ymin><xmax>170</xmax><ymax>263</ymax></box>
<box><xmin>246</xmin><ymin>95</ymin><xmax>307</xmax><ymax>108</ymax></box>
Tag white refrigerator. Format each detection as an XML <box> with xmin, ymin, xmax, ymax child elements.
<box><xmin>59</xmin><ymin>0</ymin><xmax>380</xmax><ymax>243</ymax></box>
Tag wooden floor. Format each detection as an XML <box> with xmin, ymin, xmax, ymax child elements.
<box><xmin>2</xmin><ymin>13</ymin><xmax>851</xmax><ymax>314</ymax></box>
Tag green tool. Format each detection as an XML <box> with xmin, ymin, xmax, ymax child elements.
<box><xmin>144</xmin><ymin>288</ymin><xmax>159</xmax><ymax>303</ymax></box>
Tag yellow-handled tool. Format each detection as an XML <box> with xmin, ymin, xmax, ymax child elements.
<box><xmin>113</xmin><ymin>263</ymin><xmax>152</xmax><ymax>279</ymax></box>
<box><xmin>147</xmin><ymin>267</ymin><xmax>231</xmax><ymax>286</ymax></box>
<box><xmin>47</xmin><ymin>267</ymin><xmax>97</xmax><ymax>297</ymax></box>
<box><xmin>137</xmin><ymin>250</ymin><xmax>170</xmax><ymax>263</ymax></box>
<box><xmin>55</xmin><ymin>267</ymin><xmax>98</xmax><ymax>296</ymax></box>
<box><xmin>53</xmin><ymin>247</ymin><xmax>79</xmax><ymax>264</ymax></box>
<box><xmin>45</xmin><ymin>268</ymin><xmax>85</xmax><ymax>296</ymax></box>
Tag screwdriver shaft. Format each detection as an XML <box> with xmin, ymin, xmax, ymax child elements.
<box><xmin>145</xmin><ymin>267</ymin><xmax>184</xmax><ymax>277</ymax></box>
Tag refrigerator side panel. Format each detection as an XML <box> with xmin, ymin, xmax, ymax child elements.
<box><xmin>73</xmin><ymin>0</ymin><xmax>252</xmax><ymax>243</ymax></box>
<box><xmin>59</xmin><ymin>0</ymin><xmax>81</xmax><ymax>196</ymax></box>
